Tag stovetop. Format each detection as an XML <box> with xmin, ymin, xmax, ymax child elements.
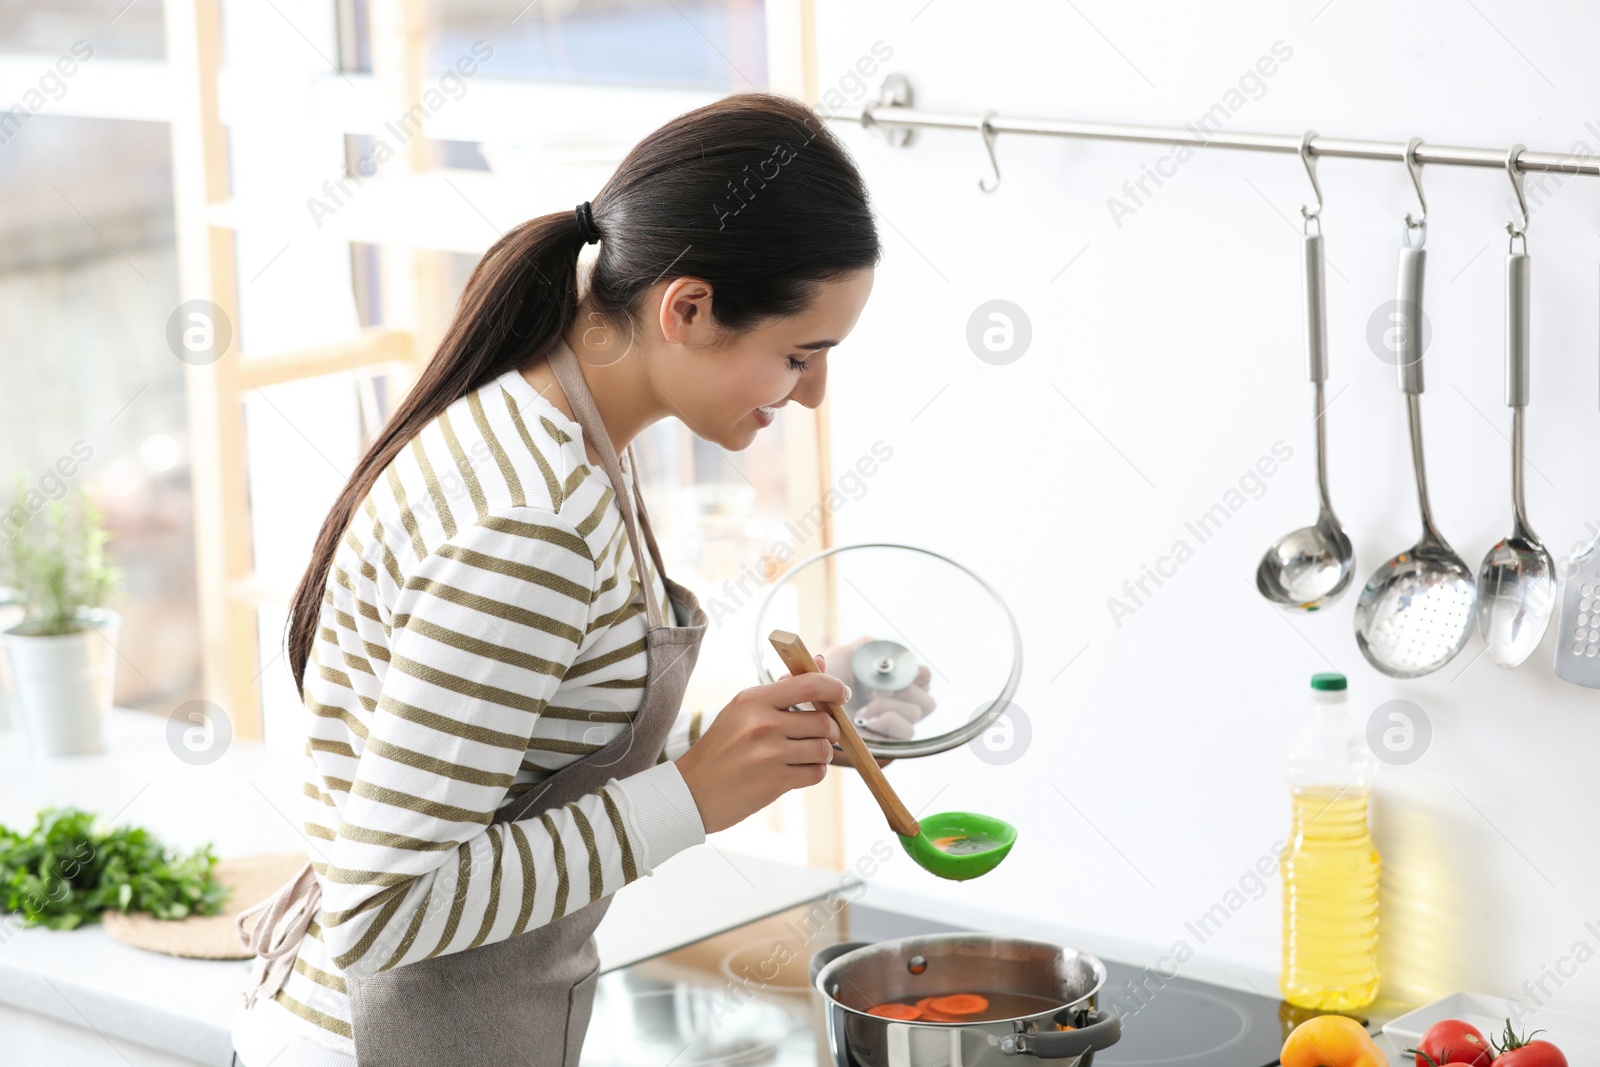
<box><xmin>579</xmin><ymin>900</ymin><xmax>1367</xmax><ymax>1067</ymax></box>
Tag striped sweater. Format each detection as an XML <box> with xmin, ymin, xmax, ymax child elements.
<box><xmin>238</xmin><ymin>367</ymin><xmax>707</xmax><ymax>1055</ymax></box>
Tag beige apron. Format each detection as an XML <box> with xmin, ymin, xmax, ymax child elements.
<box><xmin>244</xmin><ymin>339</ymin><xmax>709</xmax><ymax>1067</ymax></box>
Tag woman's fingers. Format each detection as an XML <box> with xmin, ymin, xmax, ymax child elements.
<box><xmin>768</xmin><ymin>670</ymin><xmax>851</xmax><ymax>712</ymax></box>
<box><xmin>857</xmin><ymin>701</ymin><xmax>918</xmax><ymax>741</ymax></box>
<box><xmin>819</xmin><ymin>635</ymin><xmax>873</xmax><ymax>688</ymax></box>
<box><xmin>785</xmin><ymin>734</ymin><xmax>837</xmax><ymax>766</ymax></box>
<box><xmin>887</xmin><ymin>683</ymin><xmax>936</xmax><ymax>719</ymax></box>
<box><xmin>780</xmin><ymin>708</ymin><xmax>839</xmax><ymax>743</ymax></box>
<box><xmin>857</xmin><ymin>710</ymin><xmax>921</xmax><ymax>742</ymax></box>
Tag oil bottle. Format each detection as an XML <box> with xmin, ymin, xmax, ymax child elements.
<box><xmin>1280</xmin><ymin>672</ymin><xmax>1381</xmax><ymax>1011</ymax></box>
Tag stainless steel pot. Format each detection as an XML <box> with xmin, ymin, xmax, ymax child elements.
<box><xmin>810</xmin><ymin>933</ymin><xmax>1121</xmax><ymax>1067</ymax></box>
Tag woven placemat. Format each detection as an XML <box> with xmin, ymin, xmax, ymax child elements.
<box><xmin>102</xmin><ymin>852</ymin><xmax>310</xmax><ymax>960</ymax></box>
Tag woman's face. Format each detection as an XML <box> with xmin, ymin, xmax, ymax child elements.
<box><xmin>648</xmin><ymin>268</ymin><xmax>875</xmax><ymax>451</ymax></box>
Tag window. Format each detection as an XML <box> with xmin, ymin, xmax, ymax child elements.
<box><xmin>0</xmin><ymin>112</ymin><xmax>199</xmax><ymax>714</ymax></box>
<box><xmin>427</xmin><ymin>0</ymin><xmax>768</xmax><ymax>89</ymax></box>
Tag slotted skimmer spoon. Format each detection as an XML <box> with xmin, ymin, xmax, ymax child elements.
<box><xmin>1477</xmin><ymin>162</ymin><xmax>1555</xmax><ymax>668</ymax></box>
<box><xmin>769</xmin><ymin>630</ymin><xmax>1016</xmax><ymax>881</ymax></box>
<box><xmin>1354</xmin><ymin>230</ymin><xmax>1477</xmax><ymax>678</ymax></box>
<box><xmin>1257</xmin><ymin>165</ymin><xmax>1355</xmax><ymax>611</ymax></box>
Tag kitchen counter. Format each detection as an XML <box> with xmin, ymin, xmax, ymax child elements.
<box><xmin>0</xmin><ymin>711</ymin><xmax>1416</xmax><ymax>1065</ymax></box>
<box><xmin>0</xmin><ymin>710</ymin><xmax>856</xmax><ymax>1066</ymax></box>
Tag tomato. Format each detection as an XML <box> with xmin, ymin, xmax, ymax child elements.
<box><xmin>1495</xmin><ymin>1042</ymin><xmax>1568</xmax><ymax>1067</ymax></box>
<box><xmin>1492</xmin><ymin>1019</ymin><xmax>1568</xmax><ymax>1067</ymax></box>
<box><xmin>1406</xmin><ymin>1019</ymin><xmax>1492</xmax><ymax>1066</ymax></box>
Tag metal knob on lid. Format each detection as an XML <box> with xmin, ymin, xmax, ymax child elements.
<box><xmin>852</xmin><ymin>639</ymin><xmax>920</xmax><ymax>695</ymax></box>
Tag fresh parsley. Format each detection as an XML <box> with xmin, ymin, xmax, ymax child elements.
<box><xmin>0</xmin><ymin>807</ymin><xmax>230</xmax><ymax>930</ymax></box>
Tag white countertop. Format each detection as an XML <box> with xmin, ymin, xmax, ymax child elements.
<box><xmin>0</xmin><ymin>710</ymin><xmax>849</xmax><ymax>1064</ymax></box>
<box><xmin>0</xmin><ymin>710</ymin><xmax>1415</xmax><ymax>1065</ymax></box>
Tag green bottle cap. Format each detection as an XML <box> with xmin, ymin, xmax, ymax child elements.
<box><xmin>1310</xmin><ymin>672</ymin><xmax>1348</xmax><ymax>691</ymax></box>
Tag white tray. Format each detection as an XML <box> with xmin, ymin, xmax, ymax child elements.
<box><xmin>1383</xmin><ymin>991</ymin><xmax>1600</xmax><ymax>1060</ymax></box>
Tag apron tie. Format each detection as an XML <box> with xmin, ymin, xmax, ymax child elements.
<box><xmin>236</xmin><ymin>858</ymin><xmax>321</xmax><ymax>1007</ymax></box>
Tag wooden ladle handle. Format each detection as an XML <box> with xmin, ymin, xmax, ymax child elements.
<box><xmin>768</xmin><ymin>629</ymin><xmax>921</xmax><ymax>838</ymax></box>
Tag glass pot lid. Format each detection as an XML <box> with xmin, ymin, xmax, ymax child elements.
<box><xmin>750</xmin><ymin>543</ymin><xmax>1022</xmax><ymax>759</ymax></box>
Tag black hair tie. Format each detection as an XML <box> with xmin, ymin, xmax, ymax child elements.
<box><xmin>574</xmin><ymin>201</ymin><xmax>600</xmax><ymax>245</ymax></box>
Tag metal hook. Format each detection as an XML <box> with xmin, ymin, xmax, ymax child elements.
<box><xmin>1298</xmin><ymin>130</ymin><xmax>1323</xmax><ymax>234</ymax></box>
<box><xmin>858</xmin><ymin>74</ymin><xmax>915</xmax><ymax>149</ymax></box>
<box><xmin>977</xmin><ymin>110</ymin><xmax>1001</xmax><ymax>193</ymax></box>
<box><xmin>1402</xmin><ymin>137</ymin><xmax>1428</xmax><ymax>248</ymax></box>
<box><xmin>1505</xmin><ymin>142</ymin><xmax>1530</xmax><ymax>253</ymax></box>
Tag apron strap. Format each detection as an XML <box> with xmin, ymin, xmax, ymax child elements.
<box><xmin>626</xmin><ymin>443</ymin><xmax>671</xmax><ymax>594</ymax></box>
<box><xmin>235</xmin><ymin>859</ymin><xmax>322</xmax><ymax>1007</ymax></box>
<box><xmin>547</xmin><ymin>341</ymin><xmax>665</xmax><ymax>631</ymax></box>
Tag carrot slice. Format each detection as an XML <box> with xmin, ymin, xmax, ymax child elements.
<box><xmin>914</xmin><ymin>997</ymin><xmax>964</xmax><ymax>1022</ymax></box>
<box><xmin>927</xmin><ymin>993</ymin><xmax>989</xmax><ymax>1016</ymax></box>
<box><xmin>867</xmin><ymin>1003</ymin><xmax>922</xmax><ymax>1021</ymax></box>
<box><xmin>931</xmin><ymin>836</ymin><xmax>964</xmax><ymax>850</ymax></box>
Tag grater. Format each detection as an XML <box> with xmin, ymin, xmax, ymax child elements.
<box><xmin>1559</xmin><ymin>266</ymin><xmax>1600</xmax><ymax>686</ymax></box>
<box><xmin>1554</xmin><ymin>544</ymin><xmax>1600</xmax><ymax>686</ymax></box>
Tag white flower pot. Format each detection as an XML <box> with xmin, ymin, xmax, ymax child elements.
<box><xmin>0</xmin><ymin>596</ymin><xmax>20</xmax><ymax>731</ymax></box>
<box><xmin>2</xmin><ymin>609</ymin><xmax>120</xmax><ymax>757</ymax></box>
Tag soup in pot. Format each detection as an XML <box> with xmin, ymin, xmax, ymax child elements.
<box><xmin>866</xmin><ymin>991</ymin><xmax>1071</xmax><ymax>1023</ymax></box>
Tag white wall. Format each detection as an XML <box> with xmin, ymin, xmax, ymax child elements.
<box><xmin>816</xmin><ymin>0</ymin><xmax>1600</xmax><ymax>1015</ymax></box>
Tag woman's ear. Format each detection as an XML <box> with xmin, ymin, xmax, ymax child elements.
<box><xmin>657</xmin><ymin>277</ymin><xmax>715</xmax><ymax>345</ymax></box>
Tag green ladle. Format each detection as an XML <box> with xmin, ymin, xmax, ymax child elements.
<box><xmin>769</xmin><ymin>630</ymin><xmax>1017</xmax><ymax>882</ymax></box>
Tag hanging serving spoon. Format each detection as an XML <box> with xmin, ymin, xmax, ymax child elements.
<box><xmin>1355</xmin><ymin>159</ymin><xmax>1477</xmax><ymax>678</ymax></box>
<box><xmin>1258</xmin><ymin>133</ymin><xmax>1356</xmax><ymax>610</ymax></box>
<box><xmin>1477</xmin><ymin>146</ymin><xmax>1556</xmax><ymax>667</ymax></box>
<box><xmin>768</xmin><ymin>630</ymin><xmax>1016</xmax><ymax>881</ymax></box>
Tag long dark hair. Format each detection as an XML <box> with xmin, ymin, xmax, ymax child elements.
<box><xmin>286</xmin><ymin>91</ymin><xmax>881</xmax><ymax>687</ymax></box>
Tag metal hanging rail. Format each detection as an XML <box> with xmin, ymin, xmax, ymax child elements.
<box><xmin>823</xmin><ymin>74</ymin><xmax>1600</xmax><ymax>179</ymax></box>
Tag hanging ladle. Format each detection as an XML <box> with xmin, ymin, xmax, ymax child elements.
<box><xmin>1354</xmin><ymin>139</ymin><xmax>1477</xmax><ymax>677</ymax></box>
<box><xmin>768</xmin><ymin>630</ymin><xmax>1016</xmax><ymax>881</ymax></box>
<box><xmin>1258</xmin><ymin>131</ymin><xmax>1356</xmax><ymax>610</ymax></box>
<box><xmin>1476</xmin><ymin>145</ymin><xmax>1556</xmax><ymax>666</ymax></box>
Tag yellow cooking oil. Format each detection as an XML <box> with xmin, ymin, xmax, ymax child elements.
<box><xmin>1280</xmin><ymin>672</ymin><xmax>1380</xmax><ymax>1011</ymax></box>
<box><xmin>1280</xmin><ymin>786</ymin><xmax>1381</xmax><ymax>1010</ymax></box>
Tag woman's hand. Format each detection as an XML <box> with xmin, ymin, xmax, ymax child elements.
<box><xmin>821</xmin><ymin>635</ymin><xmax>936</xmax><ymax>741</ymax></box>
<box><xmin>675</xmin><ymin>658</ymin><xmax>850</xmax><ymax>834</ymax></box>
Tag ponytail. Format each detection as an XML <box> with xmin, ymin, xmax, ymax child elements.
<box><xmin>286</xmin><ymin>212</ymin><xmax>588</xmax><ymax>686</ymax></box>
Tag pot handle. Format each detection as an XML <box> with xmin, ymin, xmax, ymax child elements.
<box><xmin>1000</xmin><ymin>1009</ymin><xmax>1120</xmax><ymax>1060</ymax></box>
<box><xmin>809</xmin><ymin>940</ymin><xmax>873</xmax><ymax>985</ymax></box>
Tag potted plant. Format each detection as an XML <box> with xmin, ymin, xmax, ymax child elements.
<box><xmin>1</xmin><ymin>486</ymin><xmax>119</xmax><ymax>756</ymax></box>
<box><xmin>0</xmin><ymin>586</ymin><xmax>18</xmax><ymax>731</ymax></box>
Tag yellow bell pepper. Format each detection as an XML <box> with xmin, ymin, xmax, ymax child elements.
<box><xmin>1280</xmin><ymin>1015</ymin><xmax>1387</xmax><ymax>1067</ymax></box>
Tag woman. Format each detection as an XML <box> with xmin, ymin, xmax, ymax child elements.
<box><xmin>229</xmin><ymin>91</ymin><xmax>921</xmax><ymax>1066</ymax></box>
